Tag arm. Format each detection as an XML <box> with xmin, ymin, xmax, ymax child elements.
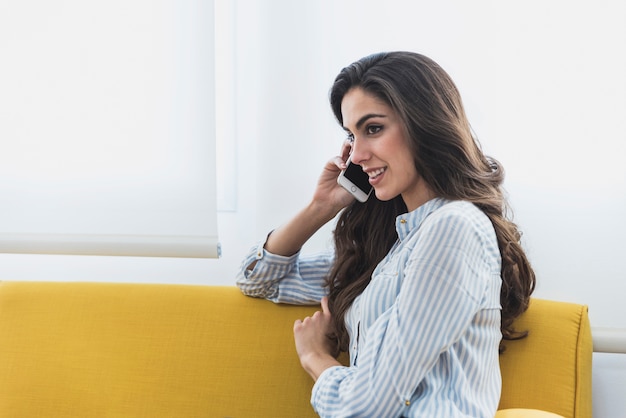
<box><xmin>237</xmin><ymin>145</ymin><xmax>355</xmax><ymax>304</ymax></box>
<box><xmin>258</xmin><ymin>149</ymin><xmax>355</xmax><ymax>260</ymax></box>
<box><xmin>263</xmin><ymin>199</ymin><xmax>341</xmax><ymax>258</ymax></box>
<box><xmin>235</xmin><ymin>244</ymin><xmax>334</xmax><ymax>305</ymax></box>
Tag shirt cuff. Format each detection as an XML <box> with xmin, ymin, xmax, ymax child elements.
<box><xmin>253</xmin><ymin>241</ymin><xmax>300</xmax><ymax>265</ymax></box>
<box><xmin>310</xmin><ymin>365</ymin><xmax>349</xmax><ymax>413</ymax></box>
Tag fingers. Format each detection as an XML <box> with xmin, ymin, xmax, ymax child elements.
<box><xmin>320</xmin><ymin>296</ymin><xmax>330</xmax><ymax>315</ymax></box>
<box><xmin>329</xmin><ymin>155</ymin><xmax>346</xmax><ymax>171</ymax></box>
<box><xmin>294</xmin><ymin>314</ymin><xmax>314</xmax><ymax>325</ymax></box>
<box><xmin>341</xmin><ymin>139</ymin><xmax>353</xmax><ymax>160</ymax></box>
<box><xmin>330</xmin><ymin>139</ymin><xmax>351</xmax><ymax>170</ymax></box>
<box><xmin>294</xmin><ymin>299</ymin><xmax>331</xmax><ymax>330</ymax></box>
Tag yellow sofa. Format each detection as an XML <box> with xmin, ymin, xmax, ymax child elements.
<box><xmin>0</xmin><ymin>282</ymin><xmax>591</xmax><ymax>417</ymax></box>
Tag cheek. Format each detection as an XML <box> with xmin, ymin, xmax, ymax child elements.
<box><xmin>397</xmin><ymin>154</ymin><xmax>418</xmax><ymax>179</ymax></box>
<box><xmin>401</xmin><ymin>170</ymin><xmax>420</xmax><ymax>189</ymax></box>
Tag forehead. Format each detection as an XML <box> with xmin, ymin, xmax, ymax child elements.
<box><xmin>341</xmin><ymin>87</ymin><xmax>392</xmax><ymax>128</ymax></box>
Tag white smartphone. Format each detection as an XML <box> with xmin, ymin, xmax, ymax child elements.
<box><xmin>337</xmin><ymin>159</ymin><xmax>373</xmax><ymax>202</ymax></box>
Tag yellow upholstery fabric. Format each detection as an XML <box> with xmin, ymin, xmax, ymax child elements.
<box><xmin>0</xmin><ymin>282</ymin><xmax>319</xmax><ymax>418</ymax></box>
<box><xmin>0</xmin><ymin>282</ymin><xmax>592</xmax><ymax>417</ymax></box>
<box><xmin>498</xmin><ymin>299</ymin><xmax>593</xmax><ymax>418</ymax></box>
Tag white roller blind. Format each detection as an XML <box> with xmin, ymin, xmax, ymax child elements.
<box><xmin>0</xmin><ymin>1</ymin><xmax>219</xmax><ymax>258</ymax></box>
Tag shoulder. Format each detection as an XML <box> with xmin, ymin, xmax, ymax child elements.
<box><xmin>417</xmin><ymin>200</ymin><xmax>499</xmax><ymax>260</ymax></box>
<box><xmin>424</xmin><ymin>200</ymin><xmax>492</xmax><ymax>233</ymax></box>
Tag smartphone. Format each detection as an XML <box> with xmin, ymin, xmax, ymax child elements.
<box><xmin>337</xmin><ymin>159</ymin><xmax>373</xmax><ymax>202</ymax></box>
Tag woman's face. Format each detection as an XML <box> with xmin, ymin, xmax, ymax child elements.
<box><xmin>341</xmin><ymin>87</ymin><xmax>434</xmax><ymax>211</ymax></box>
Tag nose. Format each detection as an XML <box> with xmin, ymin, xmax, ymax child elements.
<box><xmin>350</xmin><ymin>136</ymin><xmax>369</xmax><ymax>166</ymax></box>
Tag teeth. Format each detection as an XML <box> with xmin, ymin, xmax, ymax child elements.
<box><xmin>368</xmin><ymin>168</ymin><xmax>385</xmax><ymax>179</ymax></box>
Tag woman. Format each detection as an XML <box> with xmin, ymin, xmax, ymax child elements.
<box><xmin>236</xmin><ymin>51</ymin><xmax>535</xmax><ymax>417</ymax></box>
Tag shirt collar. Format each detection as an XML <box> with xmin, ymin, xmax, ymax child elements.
<box><xmin>395</xmin><ymin>197</ymin><xmax>448</xmax><ymax>241</ymax></box>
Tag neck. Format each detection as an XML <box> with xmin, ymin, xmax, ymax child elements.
<box><xmin>402</xmin><ymin>182</ymin><xmax>437</xmax><ymax>212</ymax></box>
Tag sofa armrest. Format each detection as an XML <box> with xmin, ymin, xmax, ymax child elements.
<box><xmin>498</xmin><ymin>299</ymin><xmax>593</xmax><ymax>418</ymax></box>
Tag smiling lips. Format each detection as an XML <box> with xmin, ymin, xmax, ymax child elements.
<box><xmin>366</xmin><ymin>167</ymin><xmax>386</xmax><ymax>180</ymax></box>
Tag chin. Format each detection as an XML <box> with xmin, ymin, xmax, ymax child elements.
<box><xmin>373</xmin><ymin>189</ymin><xmax>395</xmax><ymax>202</ymax></box>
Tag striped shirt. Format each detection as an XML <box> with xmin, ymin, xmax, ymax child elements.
<box><xmin>236</xmin><ymin>198</ymin><xmax>503</xmax><ymax>417</ymax></box>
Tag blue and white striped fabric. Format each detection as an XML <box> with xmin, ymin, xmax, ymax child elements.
<box><xmin>236</xmin><ymin>198</ymin><xmax>503</xmax><ymax>417</ymax></box>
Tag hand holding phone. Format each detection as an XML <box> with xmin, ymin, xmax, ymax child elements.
<box><xmin>337</xmin><ymin>159</ymin><xmax>373</xmax><ymax>202</ymax></box>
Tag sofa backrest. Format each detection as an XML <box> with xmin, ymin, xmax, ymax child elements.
<box><xmin>0</xmin><ymin>282</ymin><xmax>320</xmax><ymax>418</ymax></box>
<box><xmin>0</xmin><ymin>282</ymin><xmax>592</xmax><ymax>417</ymax></box>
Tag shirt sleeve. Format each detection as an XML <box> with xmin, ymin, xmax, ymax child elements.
<box><xmin>235</xmin><ymin>240</ymin><xmax>334</xmax><ymax>305</ymax></box>
<box><xmin>311</xmin><ymin>208</ymin><xmax>498</xmax><ymax>417</ymax></box>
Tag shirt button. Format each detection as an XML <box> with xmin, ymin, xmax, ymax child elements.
<box><xmin>400</xmin><ymin>219</ymin><xmax>407</xmax><ymax>224</ymax></box>
<box><xmin>405</xmin><ymin>400</ymin><xmax>411</xmax><ymax>406</ymax></box>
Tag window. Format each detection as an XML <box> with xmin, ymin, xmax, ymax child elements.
<box><xmin>0</xmin><ymin>1</ymin><xmax>218</xmax><ymax>259</ymax></box>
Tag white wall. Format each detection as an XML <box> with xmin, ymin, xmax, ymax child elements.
<box><xmin>223</xmin><ymin>0</ymin><xmax>626</xmax><ymax>325</ymax></box>
<box><xmin>222</xmin><ymin>2</ymin><xmax>626</xmax><ymax>417</ymax></box>
<box><xmin>1</xmin><ymin>1</ymin><xmax>624</xmax><ymax>416</ymax></box>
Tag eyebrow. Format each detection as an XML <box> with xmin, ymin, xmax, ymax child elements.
<box><xmin>343</xmin><ymin>113</ymin><xmax>387</xmax><ymax>131</ymax></box>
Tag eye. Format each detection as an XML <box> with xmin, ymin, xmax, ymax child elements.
<box><xmin>366</xmin><ymin>124</ymin><xmax>383</xmax><ymax>135</ymax></box>
<box><xmin>345</xmin><ymin>132</ymin><xmax>355</xmax><ymax>143</ymax></box>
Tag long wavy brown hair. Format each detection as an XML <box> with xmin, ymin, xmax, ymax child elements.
<box><xmin>325</xmin><ymin>51</ymin><xmax>536</xmax><ymax>354</ymax></box>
